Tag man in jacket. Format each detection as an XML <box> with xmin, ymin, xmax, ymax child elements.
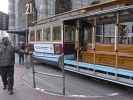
<box><xmin>0</xmin><ymin>37</ymin><xmax>16</xmax><ymax>95</ymax></box>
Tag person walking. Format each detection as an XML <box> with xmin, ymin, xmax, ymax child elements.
<box><xmin>18</xmin><ymin>42</ymin><xmax>25</xmax><ymax>64</ymax></box>
<box><xmin>0</xmin><ymin>37</ymin><xmax>17</xmax><ymax>95</ymax></box>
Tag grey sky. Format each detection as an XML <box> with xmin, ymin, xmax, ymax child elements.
<box><xmin>0</xmin><ymin>0</ymin><xmax>8</xmax><ymax>13</ymax></box>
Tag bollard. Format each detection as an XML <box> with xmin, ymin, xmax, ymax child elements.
<box><xmin>59</xmin><ymin>54</ymin><xmax>65</xmax><ymax>95</ymax></box>
<box><xmin>32</xmin><ymin>60</ymin><xmax>36</xmax><ymax>88</ymax></box>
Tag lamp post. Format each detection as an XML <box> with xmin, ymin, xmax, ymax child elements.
<box><xmin>25</xmin><ymin>0</ymin><xmax>34</xmax><ymax>68</ymax></box>
<box><xmin>25</xmin><ymin>0</ymin><xmax>33</xmax><ymax>44</ymax></box>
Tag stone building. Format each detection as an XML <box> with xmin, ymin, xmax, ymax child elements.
<box><xmin>35</xmin><ymin>0</ymin><xmax>110</xmax><ymax>19</ymax></box>
<box><xmin>8</xmin><ymin>0</ymin><xmax>27</xmax><ymax>45</ymax></box>
<box><xmin>0</xmin><ymin>11</ymin><xmax>8</xmax><ymax>30</ymax></box>
<box><xmin>8</xmin><ymin>0</ymin><xmax>112</xmax><ymax>45</ymax></box>
<box><xmin>0</xmin><ymin>11</ymin><xmax>9</xmax><ymax>42</ymax></box>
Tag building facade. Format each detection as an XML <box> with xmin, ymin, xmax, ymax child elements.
<box><xmin>8</xmin><ymin>0</ymin><xmax>112</xmax><ymax>29</ymax></box>
<box><xmin>0</xmin><ymin>11</ymin><xmax>8</xmax><ymax>30</ymax></box>
<box><xmin>35</xmin><ymin>0</ymin><xmax>111</xmax><ymax>19</ymax></box>
<box><xmin>8</xmin><ymin>0</ymin><xmax>27</xmax><ymax>45</ymax></box>
<box><xmin>0</xmin><ymin>11</ymin><xmax>9</xmax><ymax>42</ymax></box>
<box><xmin>8</xmin><ymin>0</ymin><xmax>113</xmax><ymax>45</ymax></box>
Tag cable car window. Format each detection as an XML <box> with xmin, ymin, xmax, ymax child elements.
<box><xmin>96</xmin><ymin>24</ymin><xmax>115</xmax><ymax>44</ymax></box>
<box><xmin>53</xmin><ymin>26</ymin><xmax>61</xmax><ymax>41</ymax></box>
<box><xmin>64</xmin><ymin>25</ymin><xmax>75</xmax><ymax>42</ymax></box>
<box><xmin>30</xmin><ymin>31</ymin><xmax>35</xmax><ymax>41</ymax></box>
<box><xmin>36</xmin><ymin>29</ymin><xmax>42</xmax><ymax>41</ymax></box>
<box><xmin>118</xmin><ymin>10</ymin><xmax>133</xmax><ymax>44</ymax></box>
<box><xmin>119</xmin><ymin>22</ymin><xmax>133</xmax><ymax>44</ymax></box>
<box><xmin>43</xmin><ymin>27</ymin><xmax>51</xmax><ymax>41</ymax></box>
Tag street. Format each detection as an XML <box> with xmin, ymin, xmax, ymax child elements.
<box><xmin>0</xmin><ymin>55</ymin><xmax>132</xmax><ymax>100</ymax></box>
<box><xmin>22</xmin><ymin>61</ymin><xmax>133</xmax><ymax>97</ymax></box>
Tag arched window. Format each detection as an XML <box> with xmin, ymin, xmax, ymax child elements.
<box><xmin>55</xmin><ymin>0</ymin><xmax>72</xmax><ymax>14</ymax></box>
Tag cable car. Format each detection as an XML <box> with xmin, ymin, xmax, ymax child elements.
<box><xmin>28</xmin><ymin>0</ymin><xmax>133</xmax><ymax>87</ymax></box>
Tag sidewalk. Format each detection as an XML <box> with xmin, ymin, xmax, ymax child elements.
<box><xmin>0</xmin><ymin>64</ymin><xmax>47</xmax><ymax>100</ymax></box>
<box><xmin>0</xmin><ymin>64</ymin><xmax>131</xmax><ymax>100</ymax></box>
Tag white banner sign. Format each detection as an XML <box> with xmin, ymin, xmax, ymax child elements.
<box><xmin>34</xmin><ymin>43</ymin><xmax>54</xmax><ymax>54</ymax></box>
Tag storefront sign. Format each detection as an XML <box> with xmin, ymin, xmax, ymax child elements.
<box><xmin>34</xmin><ymin>43</ymin><xmax>54</xmax><ymax>54</ymax></box>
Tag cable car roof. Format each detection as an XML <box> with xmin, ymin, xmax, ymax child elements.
<box><xmin>35</xmin><ymin>0</ymin><xmax>133</xmax><ymax>25</ymax></box>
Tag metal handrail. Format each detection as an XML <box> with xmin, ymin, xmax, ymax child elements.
<box><xmin>31</xmin><ymin>54</ymin><xmax>65</xmax><ymax>95</ymax></box>
<box><xmin>34</xmin><ymin>71</ymin><xmax>63</xmax><ymax>78</ymax></box>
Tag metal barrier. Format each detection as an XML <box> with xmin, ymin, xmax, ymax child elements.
<box><xmin>31</xmin><ymin>55</ymin><xmax>66</xmax><ymax>95</ymax></box>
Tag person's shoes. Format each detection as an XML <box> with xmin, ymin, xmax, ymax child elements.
<box><xmin>8</xmin><ymin>90</ymin><xmax>14</xmax><ymax>95</ymax></box>
<box><xmin>3</xmin><ymin>85</ymin><xmax>7</xmax><ymax>90</ymax></box>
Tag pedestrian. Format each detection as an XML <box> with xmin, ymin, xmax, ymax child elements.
<box><xmin>0</xmin><ymin>37</ymin><xmax>17</xmax><ymax>95</ymax></box>
<box><xmin>18</xmin><ymin>42</ymin><xmax>25</xmax><ymax>64</ymax></box>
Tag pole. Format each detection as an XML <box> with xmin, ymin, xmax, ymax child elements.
<box><xmin>32</xmin><ymin>60</ymin><xmax>36</xmax><ymax>88</ymax></box>
<box><xmin>26</xmin><ymin>15</ymin><xmax>28</xmax><ymax>45</ymax></box>
<box><xmin>25</xmin><ymin>1</ymin><xmax>29</xmax><ymax>68</ymax></box>
<box><xmin>62</xmin><ymin>54</ymin><xmax>65</xmax><ymax>95</ymax></box>
<box><xmin>115</xmin><ymin>12</ymin><xmax>119</xmax><ymax>79</ymax></box>
<box><xmin>62</xmin><ymin>24</ymin><xmax>65</xmax><ymax>95</ymax></box>
<box><xmin>115</xmin><ymin>13</ymin><xmax>119</xmax><ymax>51</ymax></box>
<box><xmin>92</xmin><ymin>17</ymin><xmax>96</xmax><ymax>73</ymax></box>
<box><xmin>75</xmin><ymin>20</ymin><xmax>80</xmax><ymax>70</ymax></box>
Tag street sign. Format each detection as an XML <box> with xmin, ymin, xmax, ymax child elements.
<box><xmin>25</xmin><ymin>2</ymin><xmax>33</xmax><ymax>15</ymax></box>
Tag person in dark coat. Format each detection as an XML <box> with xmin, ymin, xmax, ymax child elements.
<box><xmin>18</xmin><ymin>42</ymin><xmax>25</xmax><ymax>64</ymax></box>
<box><xmin>0</xmin><ymin>37</ymin><xmax>17</xmax><ymax>95</ymax></box>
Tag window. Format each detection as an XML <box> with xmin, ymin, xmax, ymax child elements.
<box><xmin>64</xmin><ymin>25</ymin><xmax>75</xmax><ymax>42</ymax></box>
<box><xmin>118</xmin><ymin>10</ymin><xmax>133</xmax><ymax>44</ymax></box>
<box><xmin>55</xmin><ymin>0</ymin><xmax>72</xmax><ymax>14</ymax></box>
<box><xmin>43</xmin><ymin>27</ymin><xmax>51</xmax><ymax>41</ymax></box>
<box><xmin>91</xmin><ymin>0</ymin><xmax>100</xmax><ymax>5</ymax></box>
<box><xmin>119</xmin><ymin>22</ymin><xmax>133</xmax><ymax>44</ymax></box>
<box><xmin>30</xmin><ymin>31</ymin><xmax>35</xmax><ymax>41</ymax></box>
<box><xmin>96</xmin><ymin>24</ymin><xmax>115</xmax><ymax>44</ymax></box>
<box><xmin>53</xmin><ymin>26</ymin><xmax>61</xmax><ymax>41</ymax></box>
<box><xmin>84</xmin><ymin>24</ymin><xmax>93</xmax><ymax>49</ymax></box>
<box><xmin>36</xmin><ymin>29</ymin><xmax>42</xmax><ymax>41</ymax></box>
